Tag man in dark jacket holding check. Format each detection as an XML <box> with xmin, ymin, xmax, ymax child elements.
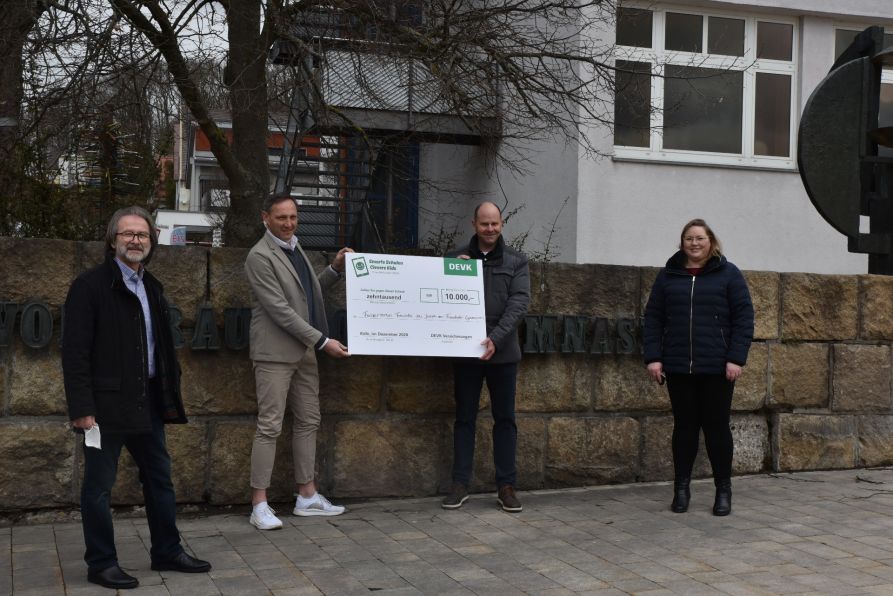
<box><xmin>62</xmin><ymin>206</ymin><xmax>209</xmax><ymax>589</ymax></box>
<box><xmin>442</xmin><ymin>201</ymin><xmax>530</xmax><ymax>512</ymax></box>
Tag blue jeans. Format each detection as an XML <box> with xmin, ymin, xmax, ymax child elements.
<box><xmin>452</xmin><ymin>360</ymin><xmax>518</xmax><ymax>487</ymax></box>
<box><xmin>80</xmin><ymin>392</ymin><xmax>183</xmax><ymax>572</ymax></box>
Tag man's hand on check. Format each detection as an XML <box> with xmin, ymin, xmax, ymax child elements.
<box><xmin>323</xmin><ymin>339</ymin><xmax>350</xmax><ymax>358</ymax></box>
<box><xmin>479</xmin><ymin>338</ymin><xmax>496</xmax><ymax>361</ymax></box>
<box><xmin>332</xmin><ymin>247</ymin><xmax>355</xmax><ymax>273</ymax></box>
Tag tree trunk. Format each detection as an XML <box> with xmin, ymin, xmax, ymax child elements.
<box><xmin>0</xmin><ymin>0</ymin><xmax>42</xmax><ymax>235</ymax></box>
<box><xmin>223</xmin><ymin>0</ymin><xmax>271</xmax><ymax>247</ymax></box>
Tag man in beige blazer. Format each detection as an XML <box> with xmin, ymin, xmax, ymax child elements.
<box><xmin>244</xmin><ymin>193</ymin><xmax>351</xmax><ymax>530</ymax></box>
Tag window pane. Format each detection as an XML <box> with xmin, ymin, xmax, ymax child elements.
<box><xmin>663</xmin><ymin>65</ymin><xmax>743</xmax><ymax>153</ymax></box>
<box><xmin>617</xmin><ymin>7</ymin><xmax>652</xmax><ymax>48</ymax></box>
<box><xmin>614</xmin><ymin>60</ymin><xmax>651</xmax><ymax>147</ymax></box>
<box><xmin>757</xmin><ymin>22</ymin><xmax>793</xmax><ymax>60</ymax></box>
<box><xmin>754</xmin><ymin>73</ymin><xmax>791</xmax><ymax>157</ymax></box>
<box><xmin>835</xmin><ymin>29</ymin><xmax>858</xmax><ymax>60</ymax></box>
<box><xmin>666</xmin><ymin>13</ymin><xmax>702</xmax><ymax>53</ymax></box>
<box><xmin>708</xmin><ymin>17</ymin><xmax>744</xmax><ymax>57</ymax></box>
<box><xmin>879</xmin><ymin>83</ymin><xmax>893</xmax><ymax>158</ymax></box>
<box><xmin>835</xmin><ymin>29</ymin><xmax>893</xmax><ymax>61</ymax></box>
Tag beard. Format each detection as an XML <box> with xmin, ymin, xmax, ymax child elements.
<box><xmin>116</xmin><ymin>243</ymin><xmax>148</xmax><ymax>266</ymax></box>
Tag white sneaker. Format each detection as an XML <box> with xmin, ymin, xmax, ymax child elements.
<box><xmin>293</xmin><ymin>493</ymin><xmax>346</xmax><ymax>517</ymax></box>
<box><xmin>249</xmin><ymin>503</ymin><xmax>283</xmax><ymax>530</ymax></box>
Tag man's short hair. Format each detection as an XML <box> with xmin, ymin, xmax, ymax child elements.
<box><xmin>262</xmin><ymin>193</ymin><xmax>297</xmax><ymax>213</ymax></box>
<box><xmin>473</xmin><ymin>201</ymin><xmax>502</xmax><ymax>220</ymax></box>
<box><xmin>105</xmin><ymin>206</ymin><xmax>158</xmax><ymax>264</ymax></box>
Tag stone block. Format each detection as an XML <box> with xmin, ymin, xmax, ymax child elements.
<box><xmin>545</xmin><ymin>417</ymin><xmax>639</xmax><ymax>485</ymax></box>
<box><xmin>858</xmin><ymin>415</ymin><xmax>893</xmax><ymax>467</ymax></box>
<box><xmin>531</xmin><ymin>263</ymin><xmax>639</xmax><ymax>318</ymax></box>
<box><xmin>0</xmin><ymin>238</ymin><xmax>78</xmax><ymax>305</ymax></box>
<box><xmin>8</xmin><ymin>334</ymin><xmax>66</xmax><ymax>416</ymax></box>
<box><xmin>744</xmin><ymin>270</ymin><xmax>779</xmax><ymax>340</ymax></box>
<box><xmin>775</xmin><ymin>414</ymin><xmax>855</xmax><ymax>471</ymax></box>
<box><xmin>110</xmin><ymin>423</ymin><xmax>210</xmax><ymax>505</ymax></box>
<box><xmin>208</xmin><ymin>247</ymin><xmax>251</xmax><ymax>326</ymax></box>
<box><xmin>832</xmin><ymin>344</ymin><xmax>892</xmax><ymax>412</ymax></box>
<box><xmin>730</xmin><ymin>415</ymin><xmax>770</xmax><ymax>474</ymax></box>
<box><xmin>0</xmin><ymin>422</ymin><xmax>75</xmax><ymax>509</ymax></box>
<box><xmin>207</xmin><ymin>419</ymin><xmax>317</xmax><ymax>505</ymax></box>
<box><xmin>468</xmin><ymin>416</ymin><xmax>547</xmax><ymax>492</ymax></box>
<box><xmin>593</xmin><ymin>355</ymin><xmax>667</xmax><ymax>412</ymax></box>
<box><xmin>640</xmin><ymin>416</ymin><xmax>711</xmax><ymax>481</ymax></box>
<box><xmin>639</xmin><ymin>415</ymin><xmax>767</xmax><ymax>481</ymax></box>
<box><xmin>332</xmin><ymin>419</ymin><xmax>449</xmax><ymax>497</ymax></box>
<box><xmin>768</xmin><ymin>343</ymin><xmax>829</xmax><ymax>409</ymax></box>
<box><xmin>178</xmin><ymin>350</ymin><xmax>256</xmax><ymax>415</ymax></box>
<box><xmin>517</xmin><ymin>354</ymin><xmax>591</xmax><ymax>413</ymax></box>
<box><xmin>639</xmin><ymin>267</ymin><xmax>661</xmax><ymax>317</ymax></box>
<box><xmin>781</xmin><ymin>274</ymin><xmax>858</xmax><ymax>340</ymax></box>
<box><xmin>734</xmin><ymin>342</ymin><xmax>767</xmax><ymax>411</ymax></box>
<box><xmin>319</xmin><ymin>356</ymin><xmax>385</xmax><ymax>414</ymax></box>
<box><xmin>146</xmin><ymin>245</ymin><xmax>209</xmax><ymax>328</ymax></box>
<box><xmin>79</xmin><ymin>240</ymin><xmax>107</xmax><ymax>271</ymax></box>
<box><xmin>384</xmin><ymin>357</ymin><xmax>453</xmax><ymax>413</ymax></box>
<box><xmin>861</xmin><ymin>275</ymin><xmax>893</xmax><ymax>340</ymax></box>
<box><xmin>167</xmin><ymin>423</ymin><xmax>210</xmax><ymax>503</ymax></box>
<box><xmin>110</xmin><ymin>450</ymin><xmax>143</xmax><ymax>505</ymax></box>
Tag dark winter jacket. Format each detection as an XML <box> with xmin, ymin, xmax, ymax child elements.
<box><xmin>62</xmin><ymin>256</ymin><xmax>186</xmax><ymax>433</ymax></box>
<box><xmin>643</xmin><ymin>251</ymin><xmax>754</xmax><ymax>375</ymax></box>
<box><xmin>446</xmin><ymin>235</ymin><xmax>530</xmax><ymax>363</ymax></box>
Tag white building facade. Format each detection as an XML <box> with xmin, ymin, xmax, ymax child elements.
<box><xmin>416</xmin><ymin>0</ymin><xmax>893</xmax><ymax>274</ymax></box>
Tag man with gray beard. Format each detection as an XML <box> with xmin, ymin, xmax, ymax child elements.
<box><xmin>62</xmin><ymin>206</ymin><xmax>210</xmax><ymax>589</ymax></box>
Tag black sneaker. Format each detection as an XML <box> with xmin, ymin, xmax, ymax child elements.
<box><xmin>497</xmin><ymin>485</ymin><xmax>522</xmax><ymax>513</ymax></box>
<box><xmin>441</xmin><ymin>483</ymin><xmax>469</xmax><ymax>509</ymax></box>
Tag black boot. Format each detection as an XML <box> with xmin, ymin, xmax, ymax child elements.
<box><xmin>713</xmin><ymin>479</ymin><xmax>732</xmax><ymax>516</ymax></box>
<box><xmin>671</xmin><ymin>477</ymin><xmax>691</xmax><ymax>513</ymax></box>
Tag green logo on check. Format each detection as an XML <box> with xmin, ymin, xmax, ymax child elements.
<box><xmin>352</xmin><ymin>257</ymin><xmax>369</xmax><ymax>277</ymax></box>
<box><xmin>443</xmin><ymin>258</ymin><xmax>477</xmax><ymax>276</ymax></box>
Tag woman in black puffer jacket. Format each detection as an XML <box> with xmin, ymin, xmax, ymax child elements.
<box><xmin>643</xmin><ymin>219</ymin><xmax>754</xmax><ymax>516</ymax></box>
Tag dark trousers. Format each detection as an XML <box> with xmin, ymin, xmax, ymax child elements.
<box><xmin>452</xmin><ymin>360</ymin><xmax>518</xmax><ymax>487</ymax></box>
<box><xmin>665</xmin><ymin>373</ymin><xmax>734</xmax><ymax>482</ymax></box>
<box><xmin>80</xmin><ymin>391</ymin><xmax>182</xmax><ymax>572</ymax></box>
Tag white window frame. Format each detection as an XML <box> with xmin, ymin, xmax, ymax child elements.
<box><xmin>613</xmin><ymin>3</ymin><xmax>798</xmax><ymax>171</ymax></box>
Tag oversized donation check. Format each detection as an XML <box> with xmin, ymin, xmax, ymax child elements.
<box><xmin>345</xmin><ymin>253</ymin><xmax>487</xmax><ymax>357</ymax></box>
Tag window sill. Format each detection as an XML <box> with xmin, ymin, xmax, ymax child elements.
<box><xmin>612</xmin><ymin>147</ymin><xmax>797</xmax><ymax>172</ymax></box>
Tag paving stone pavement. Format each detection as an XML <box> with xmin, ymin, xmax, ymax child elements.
<box><xmin>8</xmin><ymin>469</ymin><xmax>893</xmax><ymax>595</ymax></box>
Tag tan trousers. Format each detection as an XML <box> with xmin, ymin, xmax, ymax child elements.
<box><xmin>249</xmin><ymin>353</ymin><xmax>320</xmax><ymax>489</ymax></box>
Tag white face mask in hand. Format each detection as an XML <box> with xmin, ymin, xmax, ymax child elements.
<box><xmin>84</xmin><ymin>424</ymin><xmax>101</xmax><ymax>449</ymax></box>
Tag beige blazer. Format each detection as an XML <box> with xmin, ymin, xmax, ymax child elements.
<box><xmin>245</xmin><ymin>232</ymin><xmax>338</xmax><ymax>363</ymax></box>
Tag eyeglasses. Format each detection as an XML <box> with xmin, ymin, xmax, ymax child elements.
<box><xmin>683</xmin><ymin>236</ymin><xmax>709</xmax><ymax>244</ymax></box>
<box><xmin>117</xmin><ymin>231</ymin><xmax>151</xmax><ymax>242</ymax></box>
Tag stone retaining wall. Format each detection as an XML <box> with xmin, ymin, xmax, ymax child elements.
<box><xmin>1</xmin><ymin>237</ymin><xmax>891</xmax><ymax>512</ymax></box>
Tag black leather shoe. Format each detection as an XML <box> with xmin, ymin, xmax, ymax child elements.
<box><xmin>713</xmin><ymin>479</ymin><xmax>732</xmax><ymax>516</ymax></box>
<box><xmin>671</xmin><ymin>477</ymin><xmax>691</xmax><ymax>513</ymax></box>
<box><xmin>87</xmin><ymin>564</ymin><xmax>139</xmax><ymax>589</ymax></box>
<box><xmin>151</xmin><ymin>551</ymin><xmax>212</xmax><ymax>573</ymax></box>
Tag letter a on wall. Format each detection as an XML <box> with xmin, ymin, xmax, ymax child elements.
<box><xmin>191</xmin><ymin>303</ymin><xmax>220</xmax><ymax>350</ymax></box>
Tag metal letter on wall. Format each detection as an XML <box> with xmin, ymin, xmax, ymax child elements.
<box><xmin>615</xmin><ymin>318</ymin><xmax>637</xmax><ymax>355</ymax></box>
<box><xmin>0</xmin><ymin>302</ymin><xmax>18</xmax><ymax>347</ymax></box>
<box><xmin>224</xmin><ymin>308</ymin><xmax>251</xmax><ymax>350</ymax></box>
<box><xmin>191</xmin><ymin>304</ymin><xmax>220</xmax><ymax>350</ymax></box>
<box><xmin>20</xmin><ymin>302</ymin><xmax>53</xmax><ymax>348</ymax></box>
<box><xmin>590</xmin><ymin>318</ymin><xmax>614</xmax><ymax>355</ymax></box>
<box><xmin>169</xmin><ymin>305</ymin><xmax>184</xmax><ymax>348</ymax></box>
<box><xmin>561</xmin><ymin>315</ymin><xmax>589</xmax><ymax>353</ymax></box>
<box><xmin>523</xmin><ymin>315</ymin><xmax>559</xmax><ymax>353</ymax></box>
